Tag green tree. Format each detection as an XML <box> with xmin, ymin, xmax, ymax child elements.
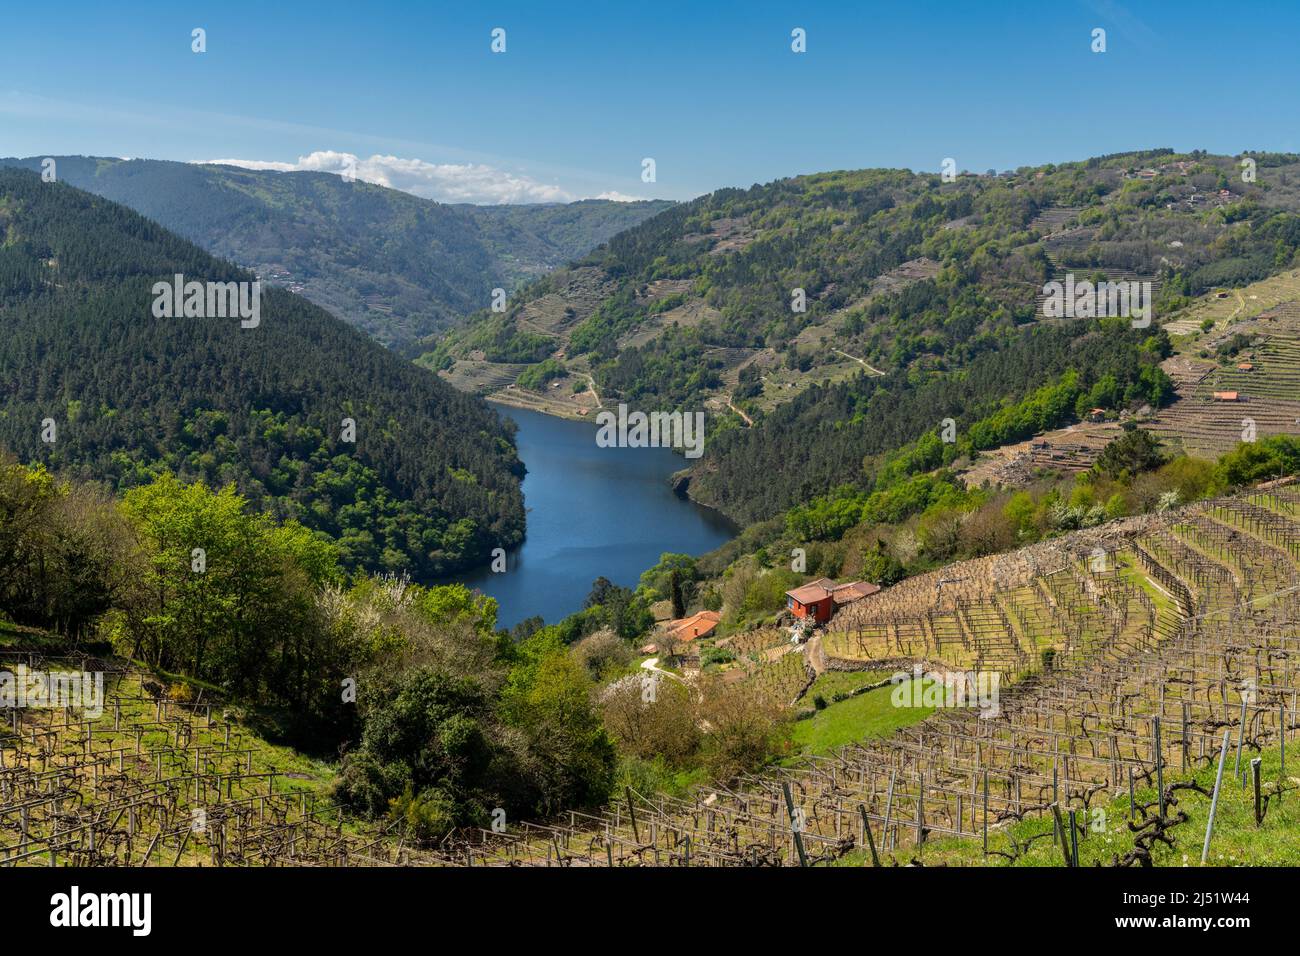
<box><xmin>334</xmin><ymin>667</ymin><xmax>499</xmax><ymax>838</ymax></box>
<box><xmin>1214</xmin><ymin>435</ymin><xmax>1300</xmax><ymax>488</ymax></box>
<box><xmin>861</xmin><ymin>538</ymin><xmax>906</xmax><ymax>586</ymax></box>
<box><xmin>1095</xmin><ymin>428</ymin><xmax>1166</xmax><ymax>479</ymax></box>
<box><xmin>500</xmin><ymin>631</ymin><xmax>616</xmax><ymax>814</ymax></box>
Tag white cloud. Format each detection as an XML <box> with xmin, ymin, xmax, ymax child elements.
<box><xmin>593</xmin><ymin>190</ymin><xmax>649</xmax><ymax>203</ymax></box>
<box><xmin>205</xmin><ymin>158</ymin><xmax>297</xmax><ymax>172</ymax></box>
<box><xmin>199</xmin><ymin>150</ymin><xmax>583</xmax><ymax>204</ymax></box>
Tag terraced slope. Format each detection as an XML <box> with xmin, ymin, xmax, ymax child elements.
<box><xmin>435</xmin><ymin>484</ymin><xmax>1300</xmax><ymax>866</ymax></box>
<box><xmin>1151</xmin><ymin>281</ymin><xmax>1300</xmax><ymax>458</ymax></box>
<box><xmin>0</xmin><ymin>653</ymin><xmax>431</xmax><ymax>866</ymax></box>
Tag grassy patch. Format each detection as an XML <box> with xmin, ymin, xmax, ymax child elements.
<box><xmin>0</xmin><ymin>619</ymin><xmax>78</xmax><ymax>652</ymax></box>
<box><xmin>791</xmin><ymin>678</ymin><xmax>935</xmax><ymax>757</ymax></box>
<box><xmin>802</xmin><ymin>669</ymin><xmax>895</xmax><ymax>702</ymax></box>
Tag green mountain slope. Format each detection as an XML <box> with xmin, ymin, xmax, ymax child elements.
<box><xmin>427</xmin><ymin>149</ymin><xmax>1300</xmax><ymax>521</ymax></box>
<box><xmin>0</xmin><ymin>167</ymin><xmax>524</xmax><ymax>576</ymax></box>
<box><xmin>0</xmin><ymin>156</ymin><xmax>673</xmax><ymax>353</ymax></box>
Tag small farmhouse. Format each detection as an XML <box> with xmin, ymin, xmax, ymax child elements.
<box><xmin>785</xmin><ymin>578</ymin><xmax>881</xmax><ymax>625</ymax></box>
<box><xmin>660</xmin><ymin>610</ymin><xmax>721</xmax><ymax>643</ymax></box>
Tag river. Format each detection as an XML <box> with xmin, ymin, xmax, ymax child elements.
<box><xmin>455</xmin><ymin>405</ymin><xmax>737</xmax><ymax>629</ymax></box>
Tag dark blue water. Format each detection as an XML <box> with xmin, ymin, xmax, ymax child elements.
<box><xmin>456</xmin><ymin>405</ymin><xmax>736</xmax><ymax>629</ymax></box>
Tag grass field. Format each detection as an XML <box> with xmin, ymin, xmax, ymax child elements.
<box><xmin>791</xmin><ymin>678</ymin><xmax>935</xmax><ymax>756</ymax></box>
<box><xmin>0</xmin><ymin>618</ymin><xmax>69</xmax><ymax>652</ymax></box>
<box><xmin>801</xmin><ymin>669</ymin><xmax>896</xmax><ymax>702</ymax></box>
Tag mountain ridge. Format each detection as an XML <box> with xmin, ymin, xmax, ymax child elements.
<box><xmin>423</xmin><ymin>149</ymin><xmax>1300</xmax><ymax>521</ymax></box>
<box><xmin>0</xmin><ymin>155</ymin><xmax>673</xmax><ymax>353</ymax></box>
<box><xmin>0</xmin><ymin>166</ymin><xmax>525</xmax><ymax>576</ymax></box>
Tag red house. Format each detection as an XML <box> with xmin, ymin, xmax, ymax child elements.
<box><xmin>785</xmin><ymin>578</ymin><xmax>880</xmax><ymax>625</ymax></box>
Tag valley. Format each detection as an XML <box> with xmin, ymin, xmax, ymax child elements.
<box><xmin>10</xmin><ymin>3</ymin><xmax>1300</xmax><ymax>939</ymax></box>
<box><xmin>7</xmin><ymin>147</ymin><xmax>1300</xmax><ymax>880</ymax></box>
<box><xmin>0</xmin><ymin>156</ymin><xmax>672</xmax><ymax>353</ymax></box>
<box><xmin>451</xmin><ymin>406</ymin><xmax>735</xmax><ymax>629</ymax></box>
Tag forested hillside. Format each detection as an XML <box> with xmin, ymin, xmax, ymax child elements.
<box><xmin>0</xmin><ymin>156</ymin><xmax>672</xmax><ymax>352</ymax></box>
<box><xmin>433</xmin><ymin>149</ymin><xmax>1300</xmax><ymax>388</ymax></box>
<box><xmin>688</xmin><ymin>319</ymin><xmax>1173</xmax><ymax>522</ymax></box>
<box><xmin>0</xmin><ymin>167</ymin><xmax>524</xmax><ymax>575</ymax></box>
<box><xmin>427</xmin><ymin>149</ymin><xmax>1300</xmax><ymax>521</ymax></box>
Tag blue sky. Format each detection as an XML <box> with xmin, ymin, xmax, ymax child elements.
<box><xmin>3</xmin><ymin>0</ymin><xmax>1298</xmax><ymax>203</ymax></box>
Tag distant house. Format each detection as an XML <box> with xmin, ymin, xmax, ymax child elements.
<box><xmin>1213</xmin><ymin>391</ymin><xmax>1240</xmax><ymax>402</ymax></box>
<box><xmin>784</xmin><ymin>578</ymin><xmax>880</xmax><ymax>625</ymax></box>
<box><xmin>661</xmin><ymin>610</ymin><xmax>721</xmax><ymax>643</ymax></box>
<box><xmin>1087</xmin><ymin>408</ymin><xmax>1106</xmax><ymax>423</ymax></box>
<box><xmin>1237</xmin><ymin>363</ymin><xmax>1254</xmax><ymax>372</ymax></box>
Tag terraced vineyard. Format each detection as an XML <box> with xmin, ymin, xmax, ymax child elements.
<box><xmin>744</xmin><ymin>646</ymin><xmax>812</xmax><ymax>707</ymax></box>
<box><xmin>1151</xmin><ymin>300</ymin><xmax>1300</xmax><ymax>457</ymax></box>
<box><xmin>961</xmin><ymin>420</ymin><xmax>1125</xmax><ymax>488</ymax></box>
<box><xmin>436</xmin><ymin>484</ymin><xmax>1300</xmax><ymax>866</ymax></box>
<box><xmin>0</xmin><ymin>665</ymin><xmax>427</xmax><ymax>867</ymax></box>
<box><xmin>1028</xmin><ymin>205</ymin><xmax>1084</xmax><ymax>236</ymax></box>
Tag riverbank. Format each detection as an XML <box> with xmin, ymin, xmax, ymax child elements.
<box><xmin>453</xmin><ymin>405</ymin><xmax>737</xmax><ymax>628</ymax></box>
<box><xmin>485</xmin><ymin>387</ymin><xmax>595</xmax><ymax>421</ymax></box>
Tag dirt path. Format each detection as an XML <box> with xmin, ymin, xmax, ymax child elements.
<box><xmin>584</xmin><ymin>373</ymin><xmax>603</xmax><ymax>410</ymax></box>
<box><xmin>725</xmin><ymin>396</ymin><xmax>754</xmax><ymax>426</ymax></box>
<box><xmin>640</xmin><ymin>658</ymin><xmax>687</xmax><ymax>685</ymax></box>
<box><xmin>1229</xmin><ymin>289</ymin><xmax>1246</xmax><ymax>323</ymax></box>
<box><xmin>832</xmin><ymin>348</ymin><xmax>885</xmax><ymax>376</ymax></box>
<box><xmin>805</xmin><ymin>633</ymin><xmax>827</xmax><ymax>675</ymax></box>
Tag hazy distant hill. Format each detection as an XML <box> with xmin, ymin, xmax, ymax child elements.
<box><xmin>0</xmin><ymin>166</ymin><xmax>525</xmax><ymax>575</ymax></box>
<box><xmin>0</xmin><ymin>156</ymin><xmax>672</xmax><ymax>353</ymax></box>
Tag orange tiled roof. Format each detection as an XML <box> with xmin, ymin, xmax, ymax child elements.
<box><xmin>663</xmin><ymin>610</ymin><xmax>721</xmax><ymax>642</ymax></box>
<box><xmin>786</xmin><ymin>578</ymin><xmax>880</xmax><ymax>606</ymax></box>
